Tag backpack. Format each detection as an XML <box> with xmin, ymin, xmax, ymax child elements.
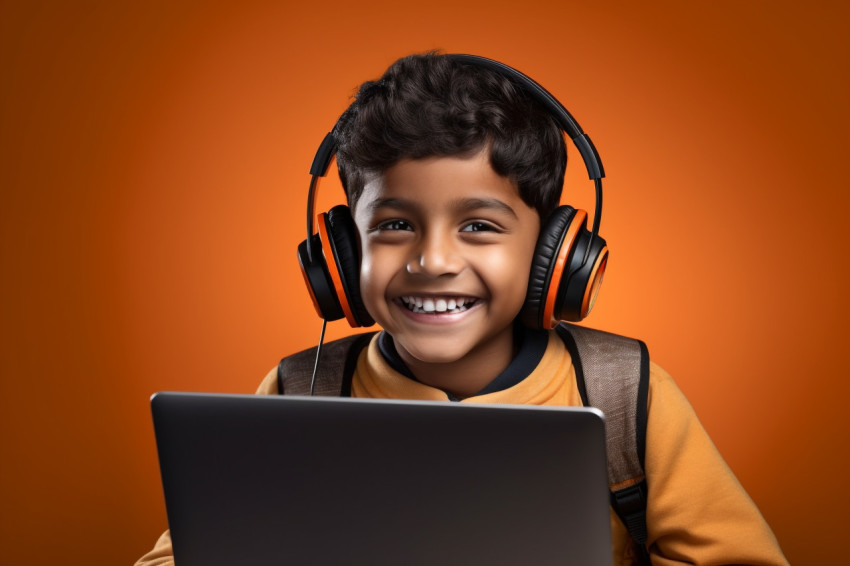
<box><xmin>276</xmin><ymin>323</ymin><xmax>650</xmax><ymax>563</ymax></box>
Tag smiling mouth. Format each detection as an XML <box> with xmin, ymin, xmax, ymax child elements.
<box><xmin>399</xmin><ymin>296</ymin><xmax>479</xmax><ymax>314</ymax></box>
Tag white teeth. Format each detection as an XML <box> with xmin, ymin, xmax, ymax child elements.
<box><xmin>400</xmin><ymin>296</ymin><xmax>476</xmax><ymax>314</ymax></box>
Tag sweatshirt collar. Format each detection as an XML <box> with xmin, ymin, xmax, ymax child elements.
<box><xmin>376</xmin><ymin>324</ymin><xmax>550</xmax><ymax>401</ymax></box>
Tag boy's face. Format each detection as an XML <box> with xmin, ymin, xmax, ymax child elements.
<box><xmin>352</xmin><ymin>149</ymin><xmax>540</xmax><ymax>368</ymax></box>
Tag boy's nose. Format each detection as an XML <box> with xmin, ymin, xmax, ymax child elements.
<box><xmin>406</xmin><ymin>234</ymin><xmax>464</xmax><ymax>277</ymax></box>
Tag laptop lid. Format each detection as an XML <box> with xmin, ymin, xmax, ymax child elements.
<box><xmin>151</xmin><ymin>392</ymin><xmax>613</xmax><ymax>566</ymax></box>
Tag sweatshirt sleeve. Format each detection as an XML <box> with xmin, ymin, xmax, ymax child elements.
<box><xmin>134</xmin><ymin>367</ymin><xmax>280</xmax><ymax>566</ymax></box>
<box><xmin>644</xmin><ymin>362</ymin><xmax>788</xmax><ymax>565</ymax></box>
<box><xmin>133</xmin><ymin>529</ymin><xmax>175</xmax><ymax>566</ymax></box>
<box><xmin>254</xmin><ymin>365</ymin><xmax>279</xmax><ymax>395</ymax></box>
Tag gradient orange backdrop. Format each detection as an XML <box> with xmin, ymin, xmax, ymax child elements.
<box><xmin>2</xmin><ymin>1</ymin><xmax>848</xmax><ymax>564</ymax></box>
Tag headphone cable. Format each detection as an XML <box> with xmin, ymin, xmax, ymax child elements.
<box><xmin>309</xmin><ymin>318</ymin><xmax>328</xmax><ymax>396</ymax></box>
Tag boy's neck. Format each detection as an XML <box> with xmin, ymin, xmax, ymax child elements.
<box><xmin>392</xmin><ymin>324</ymin><xmax>520</xmax><ymax>399</ymax></box>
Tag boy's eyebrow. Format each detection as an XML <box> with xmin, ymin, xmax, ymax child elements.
<box><xmin>366</xmin><ymin>197</ymin><xmax>518</xmax><ymax>218</ymax></box>
<box><xmin>453</xmin><ymin>197</ymin><xmax>518</xmax><ymax>218</ymax></box>
<box><xmin>367</xmin><ymin>197</ymin><xmax>412</xmax><ymax>213</ymax></box>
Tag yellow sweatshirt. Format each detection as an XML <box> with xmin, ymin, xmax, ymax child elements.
<box><xmin>136</xmin><ymin>331</ymin><xmax>788</xmax><ymax>565</ymax></box>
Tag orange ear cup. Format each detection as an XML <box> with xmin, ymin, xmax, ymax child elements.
<box><xmin>541</xmin><ymin>210</ymin><xmax>587</xmax><ymax>328</ymax></box>
<box><xmin>316</xmin><ymin>213</ymin><xmax>358</xmax><ymax>327</ymax></box>
<box><xmin>297</xmin><ymin>205</ymin><xmax>374</xmax><ymax>328</ymax></box>
<box><xmin>520</xmin><ymin>206</ymin><xmax>608</xmax><ymax>329</ymax></box>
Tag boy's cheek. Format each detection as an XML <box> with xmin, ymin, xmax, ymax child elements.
<box><xmin>357</xmin><ymin>253</ymin><xmax>387</xmax><ymax>312</ymax></box>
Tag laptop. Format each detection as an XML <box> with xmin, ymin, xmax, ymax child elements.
<box><xmin>151</xmin><ymin>392</ymin><xmax>613</xmax><ymax>566</ymax></box>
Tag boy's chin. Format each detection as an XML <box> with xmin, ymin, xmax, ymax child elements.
<box><xmin>393</xmin><ymin>335</ymin><xmax>479</xmax><ymax>366</ymax></box>
<box><xmin>406</xmin><ymin>351</ymin><xmax>467</xmax><ymax>366</ymax></box>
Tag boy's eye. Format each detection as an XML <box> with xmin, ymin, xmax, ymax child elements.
<box><xmin>460</xmin><ymin>221</ymin><xmax>498</xmax><ymax>233</ymax></box>
<box><xmin>376</xmin><ymin>219</ymin><xmax>413</xmax><ymax>231</ymax></box>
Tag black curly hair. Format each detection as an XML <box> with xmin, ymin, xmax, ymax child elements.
<box><xmin>333</xmin><ymin>52</ymin><xmax>567</xmax><ymax>221</ymax></box>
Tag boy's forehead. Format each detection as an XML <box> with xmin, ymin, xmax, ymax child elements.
<box><xmin>353</xmin><ymin>153</ymin><xmax>524</xmax><ymax>214</ymax></box>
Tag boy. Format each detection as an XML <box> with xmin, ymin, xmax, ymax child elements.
<box><xmin>137</xmin><ymin>52</ymin><xmax>788</xmax><ymax>565</ymax></box>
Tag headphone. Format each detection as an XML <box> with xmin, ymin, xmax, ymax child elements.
<box><xmin>297</xmin><ymin>54</ymin><xmax>609</xmax><ymax>331</ymax></box>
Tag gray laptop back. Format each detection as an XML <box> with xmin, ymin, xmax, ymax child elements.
<box><xmin>152</xmin><ymin>392</ymin><xmax>613</xmax><ymax>566</ymax></box>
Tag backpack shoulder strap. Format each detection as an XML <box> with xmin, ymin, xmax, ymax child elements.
<box><xmin>556</xmin><ymin>322</ymin><xmax>651</xmax><ymax>560</ymax></box>
<box><xmin>277</xmin><ymin>332</ymin><xmax>377</xmax><ymax>396</ymax></box>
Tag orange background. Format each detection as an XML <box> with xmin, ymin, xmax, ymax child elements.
<box><xmin>1</xmin><ymin>1</ymin><xmax>848</xmax><ymax>564</ymax></box>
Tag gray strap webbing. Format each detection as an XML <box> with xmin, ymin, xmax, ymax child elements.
<box><xmin>557</xmin><ymin>323</ymin><xmax>645</xmax><ymax>487</ymax></box>
<box><xmin>557</xmin><ymin>322</ymin><xmax>650</xmax><ymax>560</ymax></box>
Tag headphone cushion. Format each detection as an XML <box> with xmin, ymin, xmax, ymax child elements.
<box><xmin>520</xmin><ymin>206</ymin><xmax>576</xmax><ymax>329</ymax></box>
<box><xmin>325</xmin><ymin>205</ymin><xmax>374</xmax><ymax>327</ymax></box>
